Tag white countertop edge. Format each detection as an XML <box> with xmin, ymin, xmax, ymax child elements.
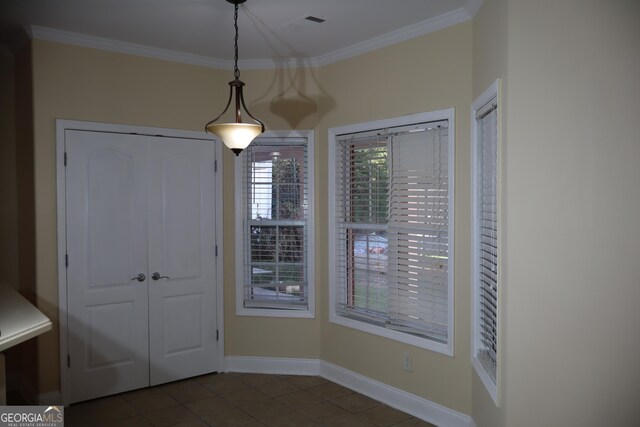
<box><xmin>0</xmin><ymin>319</ymin><xmax>52</xmax><ymax>353</ymax></box>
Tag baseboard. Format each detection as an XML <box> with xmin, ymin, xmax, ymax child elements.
<box><xmin>7</xmin><ymin>356</ymin><xmax>474</xmax><ymax>426</ymax></box>
<box><xmin>224</xmin><ymin>356</ymin><xmax>474</xmax><ymax>427</ymax></box>
<box><xmin>224</xmin><ymin>356</ymin><xmax>321</xmax><ymax>376</ymax></box>
<box><xmin>6</xmin><ymin>371</ymin><xmax>63</xmax><ymax>406</ymax></box>
<box><xmin>6</xmin><ymin>356</ymin><xmax>473</xmax><ymax>425</ymax></box>
<box><xmin>320</xmin><ymin>360</ymin><xmax>473</xmax><ymax>427</ymax></box>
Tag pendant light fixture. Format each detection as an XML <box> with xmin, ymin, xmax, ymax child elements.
<box><xmin>205</xmin><ymin>0</ymin><xmax>265</xmax><ymax>156</ymax></box>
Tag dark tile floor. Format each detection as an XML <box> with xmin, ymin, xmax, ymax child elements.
<box><xmin>65</xmin><ymin>372</ymin><xmax>436</xmax><ymax>426</ymax></box>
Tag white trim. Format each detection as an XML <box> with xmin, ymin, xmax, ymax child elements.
<box><xmin>55</xmin><ymin>119</ymin><xmax>218</xmax><ymax>139</ymax></box>
<box><xmin>56</xmin><ymin>121</ymin><xmax>69</xmax><ymax>406</ymax></box>
<box><xmin>56</xmin><ymin>119</ymin><xmax>225</xmax><ymax>405</ymax></box>
<box><xmin>471</xmin><ymin>356</ymin><xmax>497</xmax><ymax>403</ymax></box>
<box><xmin>5</xmin><ymin>372</ymin><xmax>62</xmax><ymax>405</ymax></box>
<box><xmin>234</xmin><ymin>130</ymin><xmax>316</xmax><ymax>319</ymax></box>
<box><xmin>470</xmin><ymin>79</ymin><xmax>501</xmax><ymax>405</ymax></box>
<box><xmin>313</xmin><ymin>7</ymin><xmax>472</xmax><ymax>67</ymax></box>
<box><xmin>472</xmin><ymin>80</ymin><xmax>499</xmax><ymax>115</ymax></box>
<box><xmin>225</xmin><ymin>356</ymin><xmax>321</xmax><ymax>376</ymax></box>
<box><xmin>28</xmin><ymin>26</ymin><xmax>232</xmax><ymax>69</ymax></box>
<box><xmin>27</xmin><ymin>25</ymin><xmax>313</xmax><ymax>71</ymax></box>
<box><xmin>27</xmin><ymin>6</ymin><xmax>473</xmax><ymax>70</ymax></box>
<box><xmin>213</xmin><ymin>135</ymin><xmax>226</xmax><ymax>381</ymax></box>
<box><xmin>321</xmin><ymin>361</ymin><xmax>474</xmax><ymax>427</ymax></box>
<box><xmin>464</xmin><ymin>0</ymin><xmax>485</xmax><ymax>18</ymax></box>
<box><xmin>46</xmin><ymin>354</ymin><xmax>476</xmax><ymax>425</ymax></box>
<box><xmin>224</xmin><ymin>356</ymin><xmax>474</xmax><ymax>427</ymax></box>
<box><xmin>328</xmin><ymin>109</ymin><xmax>455</xmax><ymax>356</ymax></box>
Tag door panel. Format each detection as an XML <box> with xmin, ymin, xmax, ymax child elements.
<box><xmin>86</xmin><ymin>151</ymin><xmax>137</xmax><ymax>286</ymax></box>
<box><xmin>66</xmin><ymin>130</ymin><xmax>150</xmax><ymax>403</ymax></box>
<box><xmin>159</xmin><ymin>153</ymin><xmax>202</xmax><ymax>279</ymax></box>
<box><xmin>147</xmin><ymin>138</ymin><xmax>216</xmax><ymax>385</ymax></box>
<box><xmin>163</xmin><ymin>293</ymin><xmax>203</xmax><ymax>355</ymax></box>
<box><xmin>86</xmin><ymin>301</ymin><xmax>136</xmax><ymax>368</ymax></box>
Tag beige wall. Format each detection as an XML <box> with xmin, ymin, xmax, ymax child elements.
<box><xmin>317</xmin><ymin>23</ymin><xmax>473</xmax><ymax>414</ymax></box>
<box><xmin>10</xmin><ymin>40</ymin><xmax>40</xmax><ymax>399</ymax></box>
<box><xmin>472</xmin><ymin>0</ymin><xmax>640</xmax><ymax>426</ymax></box>
<box><xmin>502</xmin><ymin>0</ymin><xmax>640</xmax><ymax>425</ymax></box>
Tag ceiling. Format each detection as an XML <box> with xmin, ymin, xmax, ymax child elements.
<box><xmin>0</xmin><ymin>0</ymin><xmax>481</xmax><ymax>68</ymax></box>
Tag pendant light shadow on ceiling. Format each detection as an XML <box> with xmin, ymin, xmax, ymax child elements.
<box><xmin>205</xmin><ymin>0</ymin><xmax>265</xmax><ymax>156</ymax></box>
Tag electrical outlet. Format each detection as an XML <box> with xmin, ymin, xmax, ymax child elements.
<box><xmin>402</xmin><ymin>352</ymin><xmax>412</xmax><ymax>372</ymax></box>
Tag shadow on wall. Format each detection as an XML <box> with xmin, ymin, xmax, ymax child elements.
<box><xmin>5</xmin><ymin>293</ymin><xmax>55</xmax><ymax>405</ymax></box>
<box><xmin>4</xmin><ymin>33</ymin><xmax>41</xmax><ymax>405</ymax></box>
<box><xmin>243</xmin><ymin>7</ymin><xmax>336</xmax><ymax>129</ymax></box>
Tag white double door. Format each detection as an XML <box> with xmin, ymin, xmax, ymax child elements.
<box><xmin>64</xmin><ymin>130</ymin><xmax>218</xmax><ymax>404</ymax></box>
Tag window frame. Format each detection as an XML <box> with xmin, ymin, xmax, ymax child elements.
<box><xmin>471</xmin><ymin>79</ymin><xmax>501</xmax><ymax>404</ymax></box>
<box><xmin>235</xmin><ymin>130</ymin><xmax>315</xmax><ymax>318</ymax></box>
<box><xmin>328</xmin><ymin>110</ymin><xmax>455</xmax><ymax>355</ymax></box>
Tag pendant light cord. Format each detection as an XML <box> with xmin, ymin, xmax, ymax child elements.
<box><xmin>204</xmin><ymin>0</ymin><xmax>265</xmax><ymax>145</ymax></box>
<box><xmin>233</xmin><ymin>3</ymin><xmax>240</xmax><ymax>80</ymax></box>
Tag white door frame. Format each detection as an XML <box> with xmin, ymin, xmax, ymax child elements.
<box><xmin>56</xmin><ymin>119</ymin><xmax>225</xmax><ymax>405</ymax></box>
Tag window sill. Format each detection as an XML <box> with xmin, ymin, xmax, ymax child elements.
<box><xmin>329</xmin><ymin>311</ymin><xmax>453</xmax><ymax>356</ymax></box>
<box><xmin>472</xmin><ymin>355</ymin><xmax>498</xmax><ymax>405</ymax></box>
<box><xmin>236</xmin><ymin>306</ymin><xmax>315</xmax><ymax>319</ymax></box>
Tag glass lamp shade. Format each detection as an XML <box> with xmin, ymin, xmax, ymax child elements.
<box><xmin>206</xmin><ymin>122</ymin><xmax>263</xmax><ymax>156</ymax></box>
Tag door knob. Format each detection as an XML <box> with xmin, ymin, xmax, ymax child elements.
<box><xmin>152</xmin><ymin>272</ymin><xmax>170</xmax><ymax>281</ymax></box>
<box><xmin>131</xmin><ymin>273</ymin><xmax>146</xmax><ymax>282</ymax></box>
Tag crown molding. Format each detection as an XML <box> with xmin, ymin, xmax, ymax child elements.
<box><xmin>27</xmin><ymin>25</ymin><xmax>232</xmax><ymax>69</ymax></box>
<box><xmin>237</xmin><ymin>56</ymin><xmax>320</xmax><ymax>70</ymax></box>
<box><xmin>27</xmin><ymin>2</ymin><xmax>478</xmax><ymax>70</ymax></box>
<box><xmin>465</xmin><ymin>0</ymin><xmax>484</xmax><ymax>17</ymax></box>
<box><xmin>312</xmin><ymin>6</ymin><xmax>473</xmax><ymax>67</ymax></box>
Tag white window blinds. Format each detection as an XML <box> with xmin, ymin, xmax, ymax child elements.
<box><xmin>335</xmin><ymin>135</ymin><xmax>389</xmax><ymax>319</ymax></box>
<box><xmin>335</xmin><ymin>121</ymin><xmax>451</xmax><ymax>344</ymax></box>
<box><xmin>241</xmin><ymin>139</ymin><xmax>309</xmax><ymax>310</ymax></box>
<box><xmin>474</xmin><ymin>99</ymin><xmax>498</xmax><ymax>384</ymax></box>
<box><xmin>387</xmin><ymin>126</ymin><xmax>449</xmax><ymax>342</ymax></box>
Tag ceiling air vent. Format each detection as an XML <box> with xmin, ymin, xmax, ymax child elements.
<box><xmin>281</xmin><ymin>15</ymin><xmax>326</xmax><ymax>32</ymax></box>
<box><xmin>305</xmin><ymin>16</ymin><xmax>325</xmax><ymax>23</ymax></box>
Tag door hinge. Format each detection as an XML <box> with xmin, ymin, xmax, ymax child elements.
<box><xmin>216</xmin><ymin>330</ymin><xmax>219</xmax><ymax>341</ymax></box>
<box><xmin>67</xmin><ymin>354</ymin><xmax>71</xmax><ymax>368</ymax></box>
<box><xmin>64</xmin><ymin>152</ymin><xmax>67</xmax><ymax>166</ymax></box>
<box><xmin>215</xmin><ymin>245</ymin><xmax>218</xmax><ymax>257</ymax></box>
<box><xmin>214</xmin><ymin>160</ymin><xmax>217</xmax><ymax>173</ymax></box>
<box><xmin>65</xmin><ymin>254</ymin><xmax>69</xmax><ymax>268</ymax></box>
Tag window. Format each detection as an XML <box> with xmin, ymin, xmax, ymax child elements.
<box><xmin>472</xmin><ymin>80</ymin><xmax>500</xmax><ymax>403</ymax></box>
<box><xmin>236</xmin><ymin>131</ymin><xmax>314</xmax><ymax>318</ymax></box>
<box><xmin>329</xmin><ymin>110</ymin><xmax>454</xmax><ymax>355</ymax></box>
